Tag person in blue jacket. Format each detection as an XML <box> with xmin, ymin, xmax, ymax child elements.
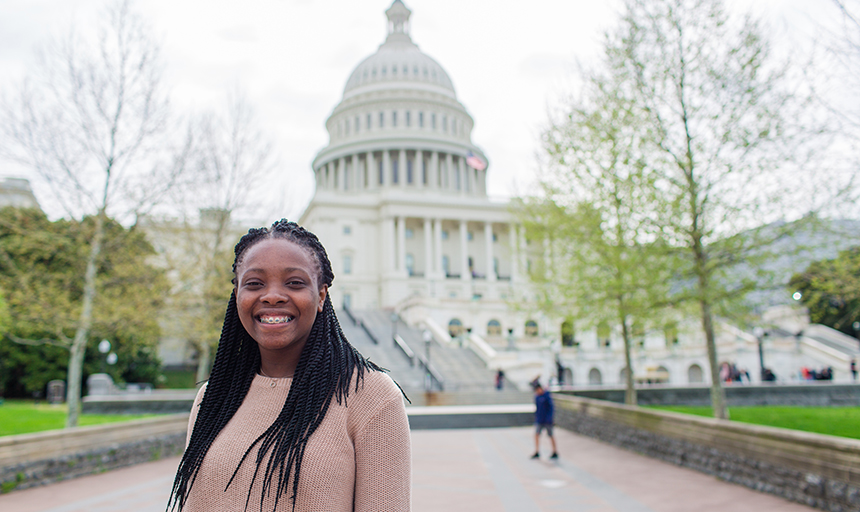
<box><xmin>531</xmin><ymin>382</ymin><xmax>558</xmax><ymax>460</ymax></box>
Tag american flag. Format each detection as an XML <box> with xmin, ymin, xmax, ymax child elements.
<box><xmin>465</xmin><ymin>151</ymin><xmax>486</xmax><ymax>171</ymax></box>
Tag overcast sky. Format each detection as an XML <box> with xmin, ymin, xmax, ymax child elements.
<box><xmin>0</xmin><ymin>0</ymin><xmax>834</xmax><ymax>222</ymax></box>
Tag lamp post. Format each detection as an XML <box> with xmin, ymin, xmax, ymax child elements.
<box><xmin>753</xmin><ymin>327</ymin><xmax>766</xmax><ymax>382</ymax></box>
<box><xmin>98</xmin><ymin>339</ymin><xmax>111</xmax><ymax>373</ymax></box>
<box><xmin>423</xmin><ymin>329</ymin><xmax>432</xmax><ymax>391</ymax></box>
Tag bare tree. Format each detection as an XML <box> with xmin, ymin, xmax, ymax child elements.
<box><xmin>610</xmin><ymin>0</ymin><xmax>824</xmax><ymax>419</ymax></box>
<box><xmin>163</xmin><ymin>91</ymin><xmax>277</xmax><ymax>384</ymax></box>
<box><xmin>0</xmin><ymin>0</ymin><xmax>189</xmax><ymax>427</ymax></box>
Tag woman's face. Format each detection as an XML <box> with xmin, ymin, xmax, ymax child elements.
<box><xmin>234</xmin><ymin>238</ymin><xmax>327</xmax><ymax>362</ymax></box>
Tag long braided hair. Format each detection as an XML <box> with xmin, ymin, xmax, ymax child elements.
<box><xmin>168</xmin><ymin>219</ymin><xmax>385</xmax><ymax>512</ymax></box>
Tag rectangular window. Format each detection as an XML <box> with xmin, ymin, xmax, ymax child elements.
<box><xmin>392</xmin><ymin>111</ymin><xmax>397</xmax><ymax>127</ymax></box>
<box><xmin>355</xmin><ymin>116</ymin><xmax>360</xmax><ymax>133</ymax></box>
<box><xmin>379</xmin><ymin>159</ymin><xmax>384</xmax><ymax>184</ymax></box>
<box><xmin>343</xmin><ymin>293</ymin><xmax>352</xmax><ymax>308</ymax></box>
<box><xmin>467</xmin><ymin>231</ymin><xmax>473</xmax><ymax>241</ymax></box>
<box><xmin>441</xmin><ymin>230</ymin><xmax>449</xmax><ymax>240</ymax></box>
<box><xmin>343</xmin><ymin>225</ymin><xmax>352</xmax><ymax>235</ymax></box>
<box><xmin>406</xmin><ymin>111</ymin><xmax>411</xmax><ymax>127</ymax></box>
<box><xmin>405</xmin><ymin>253</ymin><xmax>414</xmax><ymax>276</ymax></box>
<box><xmin>422</xmin><ymin>159</ymin><xmax>427</xmax><ymax>184</ymax></box>
<box><xmin>405</xmin><ymin>228</ymin><xmax>414</xmax><ymax>239</ymax></box>
<box><xmin>392</xmin><ymin>159</ymin><xmax>399</xmax><ymax>184</ymax></box>
<box><xmin>443</xmin><ymin>115</ymin><xmax>448</xmax><ymax>132</ymax></box>
<box><xmin>367</xmin><ymin>114</ymin><xmax>371</xmax><ymax>130</ymax></box>
<box><xmin>419</xmin><ymin>112</ymin><xmax>424</xmax><ymax>127</ymax></box>
<box><xmin>345</xmin><ymin>120</ymin><xmax>349</xmax><ymax>135</ymax></box>
<box><xmin>432</xmin><ymin>113</ymin><xmax>436</xmax><ymax>129</ymax></box>
<box><xmin>407</xmin><ymin>159</ymin><xmax>413</xmax><ymax>183</ymax></box>
<box><xmin>343</xmin><ymin>255</ymin><xmax>352</xmax><ymax>275</ymax></box>
<box><xmin>379</xmin><ymin>112</ymin><xmax>384</xmax><ymax>128</ymax></box>
<box><xmin>442</xmin><ymin>255</ymin><xmax>450</xmax><ymax>275</ymax></box>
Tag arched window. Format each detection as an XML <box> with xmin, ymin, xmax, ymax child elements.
<box><xmin>561</xmin><ymin>319</ymin><xmax>575</xmax><ymax>346</ymax></box>
<box><xmin>588</xmin><ymin>368</ymin><xmax>602</xmax><ymax>385</ymax></box>
<box><xmin>487</xmin><ymin>319</ymin><xmax>502</xmax><ymax>336</ymax></box>
<box><xmin>657</xmin><ymin>365</ymin><xmax>670</xmax><ymax>384</ymax></box>
<box><xmin>619</xmin><ymin>367</ymin><xmax>629</xmax><ymax>384</ymax></box>
<box><xmin>448</xmin><ymin>318</ymin><xmax>463</xmax><ymax>337</ymax></box>
<box><xmin>688</xmin><ymin>364</ymin><xmax>704</xmax><ymax>384</ymax></box>
<box><xmin>525</xmin><ymin>320</ymin><xmax>538</xmax><ymax>337</ymax></box>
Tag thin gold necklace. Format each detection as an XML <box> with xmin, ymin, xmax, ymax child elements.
<box><xmin>259</xmin><ymin>367</ymin><xmax>278</xmax><ymax>387</ymax></box>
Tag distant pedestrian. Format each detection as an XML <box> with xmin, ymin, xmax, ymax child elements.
<box><xmin>531</xmin><ymin>382</ymin><xmax>558</xmax><ymax>460</ymax></box>
<box><xmin>851</xmin><ymin>359</ymin><xmax>857</xmax><ymax>381</ymax></box>
<box><xmin>495</xmin><ymin>369</ymin><xmax>505</xmax><ymax>390</ymax></box>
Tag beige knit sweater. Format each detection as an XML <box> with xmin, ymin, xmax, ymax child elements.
<box><xmin>184</xmin><ymin>371</ymin><xmax>411</xmax><ymax>512</ymax></box>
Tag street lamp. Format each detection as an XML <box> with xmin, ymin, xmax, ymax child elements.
<box><xmin>423</xmin><ymin>329</ymin><xmax>432</xmax><ymax>391</ymax></box>
<box><xmin>98</xmin><ymin>339</ymin><xmax>111</xmax><ymax>373</ymax></box>
<box><xmin>753</xmin><ymin>327</ymin><xmax>767</xmax><ymax>382</ymax></box>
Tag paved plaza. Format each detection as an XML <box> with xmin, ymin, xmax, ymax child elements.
<box><xmin>0</xmin><ymin>426</ymin><xmax>817</xmax><ymax>512</ymax></box>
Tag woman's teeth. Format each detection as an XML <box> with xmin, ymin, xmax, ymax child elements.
<box><xmin>259</xmin><ymin>316</ymin><xmax>293</xmax><ymax>324</ymax></box>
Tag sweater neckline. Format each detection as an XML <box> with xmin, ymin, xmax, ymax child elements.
<box><xmin>252</xmin><ymin>373</ymin><xmax>293</xmax><ymax>389</ymax></box>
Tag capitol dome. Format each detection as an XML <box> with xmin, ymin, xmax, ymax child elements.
<box><xmin>310</xmin><ymin>0</ymin><xmax>488</xmax><ymax>200</ymax></box>
<box><xmin>343</xmin><ymin>1</ymin><xmax>455</xmax><ymax>97</ymax></box>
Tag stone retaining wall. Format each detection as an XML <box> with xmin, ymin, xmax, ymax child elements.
<box><xmin>554</xmin><ymin>394</ymin><xmax>860</xmax><ymax>512</ymax></box>
<box><xmin>567</xmin><ymin>382</ymin><xmax>860</xmax><ymax>407</ymax></box>
<box><xmin>0</xmin><ymin>414</ymin><xmax>188</xmax><ymax>493</ymax></box>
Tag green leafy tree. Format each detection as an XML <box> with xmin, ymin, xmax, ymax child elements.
<box><xmin>790</xmin><ymin>247</ymin><xmax>860</xmax><ymax>337</ymax></box>
<box><xmin>603</xmin><ymin>0</ymin><xmax>822</xmax><ymax>419</ymax></box>
<box><xmin>0</xmin><ymin>0</ymin><xmax>189</xmax><ymax>426</ymax></box>
<box><xmin>516</xmin><ymin>69</ymin><xmax>674</xmax><ymax>405</ymax></box>
<box><xmin>0</xmin><ymin>207</ymin><xmax>166</xmax><ymax>400</ymax></box>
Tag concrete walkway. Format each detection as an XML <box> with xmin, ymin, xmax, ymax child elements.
<box><xmin>0</xmin><ymin>427</ymin><xmax>817</xmax><ymax>512</ymax></box>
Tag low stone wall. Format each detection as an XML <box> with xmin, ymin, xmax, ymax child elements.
<box><xmin>407</xmin><ymin>404</ymin><xmax>534</xmax><ymax>429</ymax></box>
<box><xmin>82</xmin><ymin>389</ymin><xmax>198</xmax><ymax>414</ymax></box>
<box><xmin>0</xmin><ymin>414</ymin><xmax>188</xmax><ymax>493</ymax></box>
<box><xmin>554</xmin><ymin>394</ymin><xmax>860</xmax><ymax>512</ymax></box>
<box><xmin>566</xmin><ymin>382</ymin><xmax>860</xmax><ymax>407</ymax></box>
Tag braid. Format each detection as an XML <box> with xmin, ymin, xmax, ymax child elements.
<box><xmin>168</xmin><ymin>220</ymin><xmax>385</xmax><ymax>512</ymax></box>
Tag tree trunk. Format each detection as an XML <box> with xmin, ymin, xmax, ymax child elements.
<box><xmin>195</xmin><ymin>341</ymin><xmax>212</xmax><ymax>384</ymax></box>
<box><xmin>695</xmin><ymin>248</ymin><xmax>729</xmax><ymax>420</ymax></box>
<box><xmin>620</xmin><ymin>311</ymin><xmax>637</xmax><ymax>406</ymax></box>
<box><xmin>65</xmin><ymin>211</ymin><xmax>105</xmax><ymax>428</ymax></box>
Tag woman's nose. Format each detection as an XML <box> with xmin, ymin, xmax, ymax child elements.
<box><xmin>260</xmin><ymin>286</ymin><xmax>288</xmax><ymax>304</ymax></box>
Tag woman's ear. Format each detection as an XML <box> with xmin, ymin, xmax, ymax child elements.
<box><xmin>318</xmin><ymin>285</ymin><xmax>328</xmax><ymax>312</ymax></box>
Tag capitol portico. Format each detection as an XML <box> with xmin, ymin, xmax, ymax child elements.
<box><xmin>301</xmin><ymin>0</ymin><xmax>527</xmax><ymax>339</ymax></box>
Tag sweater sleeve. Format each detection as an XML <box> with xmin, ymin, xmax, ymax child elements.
<box><xmin>353</xmin><ymin>393</ymin><xmax>411</xmax><ymax>512</ymax></box>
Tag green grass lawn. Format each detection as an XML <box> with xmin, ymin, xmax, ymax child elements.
<box><xmin>0</xmin><ymin>400</ymin><xmax>164</xmax><ymax>437</ymax></box>
<box><xmin>649</xmin><ymin>405</ymin><xmax>860</xmax><ymax>440</ymax></box>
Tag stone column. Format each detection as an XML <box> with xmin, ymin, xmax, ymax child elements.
<box><xmin>434</xmin><ymin>218</ymin><xmax>443</xmax><ymax>278</ymax></box>
<box><xmin>383</xmin><ymin>150</ymin><xmax>391</xmax><ymax>187</ymax></box>
<box><xmin>459</xmin><ymin>220</ymin><xmax>470</xmax><ymax>281</ymax></box>
<box><xmin>445</xmin><ymin>153</ymin><xmax>453</xmax><ymax>190</ymax></box>
<box><xmin>418</xmin><ymin>150</ymin><xmax>426</xmax><ymax>188</ymax></box>
<box><xmin>430</xmin><ymin>151</ymin><xmax>439</xmax><ymax>189</ymax></box>
<box><xmin>423</xmin><ymin>217</ymin><xmax>433</xmax><ymax>277</ymax></box>
<box><xmin>399</xmin><ymin>149</ymin><xmax>407</xmax><ymax>188</ymax></box>
<box><xmin>367</xmin><ymin>151</ymin><xmax>376</xmax><ymax>189</ymax></box>
<box><xmin>397</xmin><ymin>216</ymin><xmax>407</xmax><ymax>275</ymax></box>
<box><xmin>485</xmin><ymin>221</ymin><xmax>496</xmax><ymax>281</ymax></box>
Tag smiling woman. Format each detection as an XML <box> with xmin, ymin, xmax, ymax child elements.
<box><xmin>168</xmin><ymin>220</ymin><xmax>411</xmax><ymax>512</ymax></box>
